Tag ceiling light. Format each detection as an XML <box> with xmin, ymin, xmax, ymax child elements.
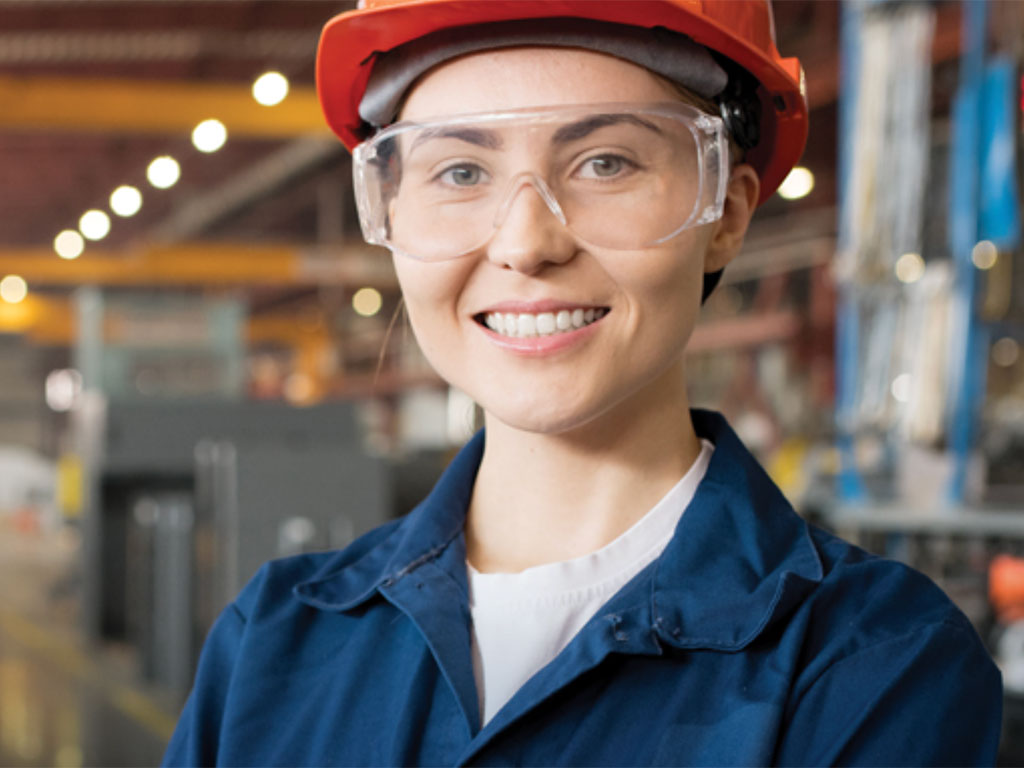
<box><xmin>352</xmin><ymin>287</ymin><xmax>383</xmax><ymax>317</ymax></box>
<box><xmin>252</xmin><ymin>71</ymin><xmax>289</xmax><ymax>106</ymax></box>
<box><xmin>110</xmin><ymin>185</ymin><xmax>142</xmax><ymax>217</ymax></box>
<box><xmin>79</xmin><ymin>209</ymin><xmax>110</xmax><ymax>241</ymax></box>
<box><xmin>147</xmin><ymin>155</ymin><xmax>180</xmax><ymax>189</ymax></box>
<box><xmin>0</xmin><ymin>275</ymin><xmax>28</xmax><ymax>304</ymax></box>
<box><xmin>777</xmin><ymin>167</ymin><xmax>815</xmax><ymax>200</ymax></box>
<box><xmin>894</xmin><ymin>252</ymin><xmax>925</xmax><ymax>284</ymax></box>
<box><xmin>192</xmin><ymin>118</ymin><xmax>228</xmax><ymax>153</ymax></box>
<box><xmin>971</xmin><ymin>240</ymin><xmax>998</xmax><ymax>270</ymax></box>
<box><xmin>54</xmin><ymin>230</ymin><xmax>85</xmax><ymax>260</ymax></box>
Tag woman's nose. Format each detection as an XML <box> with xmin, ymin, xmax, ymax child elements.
<box><xmin>485</xmin><ymin>175</ymin><xmax>577</xmax><ymax>273</ymax></box>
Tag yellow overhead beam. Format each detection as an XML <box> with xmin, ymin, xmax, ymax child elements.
<box><xmin>0</xmin><ymin>294</ymin><xmax>56</xmax><ymax>340</ymax></box>
<box><xmin>0</xmin><ymin>75</ymin><xmax>329</xmax><ymax>137</ymax></box>
<box><xmin>0</xmin><ymin>242</ymin><xmax>397</xmax><ymax>289</ymax></box>
<box><xmin>1</xmin><ymin>293</ymin><xmax>340</xmax><ymax>349</ymax></box>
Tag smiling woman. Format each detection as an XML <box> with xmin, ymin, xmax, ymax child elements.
<box><xmin>163</xmin><ymin>2</ymin><xmax>1003</xmax><ymax>766</ymax></box>
<box><xmin>387</xmin><ymin>48</ymin><xmax>744</xmax><ymax>447</ymax></box>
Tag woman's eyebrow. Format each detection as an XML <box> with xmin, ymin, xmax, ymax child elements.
<box><xmin>409</xmin><ymin>126</ymin><xmax>503</xmax><ymax>152</ymax></box>
<box><xmin>552</xmin><ymin>114</ymin><xmax>663</xmax><ymax>144</ymax></box>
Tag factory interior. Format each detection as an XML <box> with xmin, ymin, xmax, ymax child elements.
<box><xmin>1</xmin><ymin>0</ymin><xmax>1023</xmax><ymax>765</ymax></box>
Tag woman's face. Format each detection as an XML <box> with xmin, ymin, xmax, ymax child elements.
<box><xmin>392</xmin><ymin>47</ymin><xmax>731</xmax><ymax>435</ymax></box>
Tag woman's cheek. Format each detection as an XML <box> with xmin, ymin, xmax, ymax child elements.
<box><xmin>397</xmin><ymin>279</ymin><xmax>470</xmax><ymax>383</ymax></box>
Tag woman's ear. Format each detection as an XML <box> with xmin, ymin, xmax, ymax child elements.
<box><xmin>705</xmin><ymin>163</ymin><xmax>760</xmax><ymax>273</ymax></box>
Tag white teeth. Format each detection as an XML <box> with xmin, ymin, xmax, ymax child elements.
<box><xmin>535</xmin><ymin>313</ymin><xmax>556</xmax><ymax>335</ymax></box>
<box><xmin>517</xmin><ymin>314</ymin><xmax>536</xmax><ymax>337</ymax></box>
<box><xmin>481</xmin><ymin>308</ymin><xmax>607</xmax><ymax>338</ymax></box>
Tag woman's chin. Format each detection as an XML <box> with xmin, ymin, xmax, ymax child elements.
<box><xmin>479</xmin><ymin>396</ymin><xmax>611</xmax><ymax>438</ymax></box>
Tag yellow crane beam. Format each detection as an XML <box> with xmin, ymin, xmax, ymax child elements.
<box><xmin>1</xmin><ymin>293</ymin><xmax>346</xmax><ymax>349</ymax></box>
<box><xmin>0</xmin><ymin>75</ymin><xmax>328</xmax><ymax>137</ymax></box>
<box><xmin>0</xmin><ymin>243</ymin><xmax>397</xmax><ymax>289</ymax></box>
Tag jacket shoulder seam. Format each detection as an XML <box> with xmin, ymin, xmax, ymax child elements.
<box><xmin>794</xmin><ymin>615</ymin><xmax>976</xmax><ymax>703</ymax></box>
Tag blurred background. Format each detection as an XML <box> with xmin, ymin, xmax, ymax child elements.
<box><xmin>0</xmin><ymin>0</ymin><xmax>1023</xmax><ymax>765</ymax></box>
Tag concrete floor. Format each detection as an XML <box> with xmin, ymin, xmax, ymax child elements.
<box><xmin>0</xmin><ymin>523</ymin><xmax>175</xmax><ymax>768</ymax></box>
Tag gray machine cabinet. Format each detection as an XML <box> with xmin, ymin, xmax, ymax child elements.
<box><xmin>77</xmin><ymin>398</ymin><xmax>392</xmax><ymax>698</ymax></box>
<box><xmin>193</xmin><ymin>439</ymin><xmax>392</xmax><ymax>639</ymax></box>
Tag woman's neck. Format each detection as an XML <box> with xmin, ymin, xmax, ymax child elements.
<box><xmin>465</xmin><ymin>362</ymin><xmax>701</xmax><ymax>573</ymax></box>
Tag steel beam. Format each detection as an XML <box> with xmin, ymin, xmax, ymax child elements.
<box><xmin>0</xmin><ymin>242</ymin><xmax>397</xmax><ymax>289</ymax></box>
<box><xmin>0</xmin><ymin>293</ymin><xmax>356</xmax><ymax>348</ymax></box>
<box><xmin>0</xmin><ymin>74</ymin><xmax>327</xmax><ymax>137</ymax></box>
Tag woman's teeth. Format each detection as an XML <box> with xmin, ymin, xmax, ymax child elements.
<box><xmin>482</xmin><ymin>308</ymin><xmax>608</xmax><ymax>338</ymax></box>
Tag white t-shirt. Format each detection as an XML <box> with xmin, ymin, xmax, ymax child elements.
<box><xmin>467</xmin><ymin>439</ymin><xmax>714</xmax><ymax>725</ymax></box>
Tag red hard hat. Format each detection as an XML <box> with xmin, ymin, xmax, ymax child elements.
<box><xmin>317</xmin><ymin>0</ymin><xmax>808</xmax><ymax>206</ymax></box>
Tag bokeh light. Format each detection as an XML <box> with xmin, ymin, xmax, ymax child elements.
<box><xmin>147</xmin><ymin>155</ymin><xmax>181</xmax><ymax>189</ymax></box>
<box><xmin>895</xmin><ymin>252</ymin><xmax>925</xmax><ymax>284</ymax></box>
<box><xmin>777</xmin><ymin>167</ymin><xmax>815</xmax><ymax>200</ymax></box>
<box><xmin>352</xmin><ymin>287</ymin><xmax>383</xmax><ymax>317</ymax></box>
<box><xmin>79</xmin><ymin>209</ymin><xmax>111</xmax><ymax>241</ymax></box>
<box><xmin>972</xmin><ymin>240</ymin><xmax>998</xmax><ymax>270</ymax></box>
<box><xmin>110</xmin><ymin>185</ymin><xmax>143</xmax><ymax>217</ymax></box>
<box><xmin>252</xmin><ymin>71</ymin><xmax>289</xmax><ymax>106</ymax></box>
<box><xmin>891</xmin><ymin>373</ymin><xmax>912</xmax><ymax>403</ymax></box>
<box><xmin>54</xmin><ymin>230</ymin><xmax>85</xmax><ymax>260</ymax></box>
<box><xmin>0</xmin><ymin>275</ymin><xmax>28</xmax><ymax>304</ymax></box>
<box><xmin>992</xmin><ymin>337</ymin><xmax>1020</xmax><ymax>368</ymax></box>
<box><xmin>45</xmin><ymin>369</ymin><xmax>83</xmax><ymax>412</ymax></box>
<box><xmin>284</xmin><ymin>372</ymin><xmax>315</xmax><ymax>405</ymax></box>
<box><xmin>192</xmin><ymin>118</ymin><xmax>228</xmax><ymax>153</ymax></box>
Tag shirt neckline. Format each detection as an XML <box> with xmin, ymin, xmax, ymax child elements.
<box><xmin>467</xmin><ymin>439</ymin><xmax>714</xmax><ymax>603</ymax></box>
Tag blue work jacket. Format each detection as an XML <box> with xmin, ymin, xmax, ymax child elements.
<box><xmin>164</xmin><ymin>410</ymin><xmax>1002</xmax><ymax>767</ymax></box>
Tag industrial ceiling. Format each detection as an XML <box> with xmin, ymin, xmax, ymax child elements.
<box><xmin>0</xmin><ymin>0</ymin><xmax>964</xmax><ymax>397</ymax></box>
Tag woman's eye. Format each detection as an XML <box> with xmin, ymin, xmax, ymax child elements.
<box><xmin>438</xmin><ymin>164</ymin><xmax>485</xmax><ymax>186</ymax></box>
<box><xmin>577</xmin><ymin>154</ymin><xmax>633</xmax><ymax>179</ymax></box>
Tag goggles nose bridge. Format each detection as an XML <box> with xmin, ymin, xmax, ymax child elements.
<box><xmin>491</xmin><ymin>172</ymin><xmax>567</xmax><ymax>231</ymax></box>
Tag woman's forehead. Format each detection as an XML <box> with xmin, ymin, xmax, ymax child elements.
<box><xmin>398</xmin><ymin>47</ymin><xmax>680</xmax><ymax>123</ymax></box>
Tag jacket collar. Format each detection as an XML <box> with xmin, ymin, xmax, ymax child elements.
<box><xmin>647</xmin><ymin>410</ymin><xmax>824</xmax><ymax>650</ymax></box>
<box><xmin>294</xmin><ymin>410</ymin><xmax>823</xmax><ymax>651</ymax></box>
<box><xmin>293</xmin><ymin>430</ymin><xmax>483</xmax><ymax>611</ymax></box>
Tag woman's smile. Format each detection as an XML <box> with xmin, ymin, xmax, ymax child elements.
<box><xmin>472</xmin><ymin>303</ymin><xmax>611</xmax><ymax>356</ymax></box>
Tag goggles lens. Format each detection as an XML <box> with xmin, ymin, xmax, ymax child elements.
<box><xmin>353</xmin><ymin>102</ymin><xmax>729</xmax><ymax>261</ymax></box>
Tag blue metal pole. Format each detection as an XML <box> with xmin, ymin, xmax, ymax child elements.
<box><xmin>946</xmin><ymin>0</ymin><xmax>988</xmax><ymax>503</ymax></box>
<box><xmin>836</xmin><ymin>1</ymin><xmax>868</xmax><ymax>504</ymax></box>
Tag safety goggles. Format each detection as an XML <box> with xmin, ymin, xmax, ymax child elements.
<box><xmin>352</xmin><ymin>102</ymin><xmax>730</xmax><ymax>262</ymax></box>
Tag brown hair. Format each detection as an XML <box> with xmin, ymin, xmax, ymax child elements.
<box><xmin>662</xmin><ymin>77</ymin><xmax>745</xmax><ymax>166</ymax></box>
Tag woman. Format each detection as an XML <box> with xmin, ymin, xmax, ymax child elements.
<box><xmin>164</xmin><ymin>1</ymin><xmax>1002</xmax><ymax>765</ymax></box>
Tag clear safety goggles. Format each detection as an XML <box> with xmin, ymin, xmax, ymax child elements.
<box><xmin>352</xmin><ymin>102</ymin><xmax>730</xmax><ymax>262</ymax></box>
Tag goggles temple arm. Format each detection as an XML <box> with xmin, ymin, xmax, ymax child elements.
<box><xmin>715</xmin><ymin>66</ymin><xmax>762</xmax><ymax>151</ymax></box>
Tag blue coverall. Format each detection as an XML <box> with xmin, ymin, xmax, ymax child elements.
<box><xmin>164</xmin><ymin>410</ymin><xmax>1003</xmax><ymax>766</ymax></box>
